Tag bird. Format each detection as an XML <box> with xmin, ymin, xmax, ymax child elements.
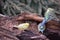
<box><xmin>13</xmin><ymin>23</ymin><xmax>29</xmax><ymax>30</ymax></box>
<box><xmin>38</xmin><ymin>8</ymin><xmax>55</xmax><ymax>33</ymax></box>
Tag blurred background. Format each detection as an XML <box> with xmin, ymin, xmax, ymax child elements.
<box><xmin>0</xmin><ymin>0</ymin><xmax>60</xmax><ymax>18</ymax></box>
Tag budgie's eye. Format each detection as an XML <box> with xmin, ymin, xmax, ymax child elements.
<box><xmin>40</xmin><ymin>26</ymin><xmax>45</xmax><ymax>30</ymax></box>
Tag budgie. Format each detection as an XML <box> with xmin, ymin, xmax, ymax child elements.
<box><xmin>38</xmin><ymin>8</ymin><xmax>55</xmax><ymax>33</ymax></box>
<box><xmin>14</xmin><ymin>23</ymin><xmax>29</xmax><ymax>30</ymax></box>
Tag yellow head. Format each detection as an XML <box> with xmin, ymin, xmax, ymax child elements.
<box><xmin>14</xmin><ymin>23</ymin><xmax>29</xmax><ymax>30</ymax></box>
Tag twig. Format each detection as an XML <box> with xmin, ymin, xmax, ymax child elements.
<box><xmin>7</xmin><ymin>3</ymin><xmax>12</xmax><ymax>16</ymax></box>
<box><xmin>10</xmin><ymin>7</ymin><xmax>16</xmax><ymax>16</ymax></box>
<box><xmin>0</xmin><ymin>31</ymin><xmax>19</xmax><ymax>40</ymax></box>
<box><xmin>7</xmin><ymin>0</ymin><xmax>22</xmax><ymax>11</ymax></box>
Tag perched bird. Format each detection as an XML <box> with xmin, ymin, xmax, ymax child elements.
<box><xmin>38</xmin><ymin>8</ymin><xmax>55</xmax><ymax>33</ymax></box>
<box><xmin>14</xmin><ymin>23</ymin><xmax>29</xmax><ymax>30</ymax></box>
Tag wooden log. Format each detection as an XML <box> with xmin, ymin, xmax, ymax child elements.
<box><xmin>16</xmin><ymin>12</ymin><xmax>60</xmax><ymax>37</ymax></box>
<box><xmin>16</xmin><ymin>12</ymin><xmax>60</xmax><ymax>30</ymax></box>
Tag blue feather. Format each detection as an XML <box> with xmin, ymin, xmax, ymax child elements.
<box><xmin>38</xmin><ymin>19</ymin><xmax>47</xmax><ymax>33</ymax></box>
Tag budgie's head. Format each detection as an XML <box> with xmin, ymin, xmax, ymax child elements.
<box><xmin>38</xmin><ymin>23</ymin><xmax>45</xmax><ymax>33</ymax></box>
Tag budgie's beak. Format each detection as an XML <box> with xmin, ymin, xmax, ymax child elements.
<box><xmin>13</xmin><ymin>23</ymin><xmax>29</xmax><ymax>30</ymax></box>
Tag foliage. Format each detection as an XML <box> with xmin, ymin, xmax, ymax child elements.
<box><xmin>0</xmin><ymin>0</ymin><xmax>60</xmax><ymax>17</ymax></box>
